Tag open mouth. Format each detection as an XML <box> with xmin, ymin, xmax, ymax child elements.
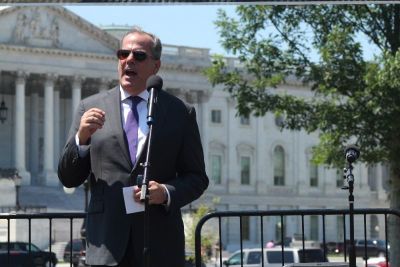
<box><xmin>124</xmin><ymin>69</ymin><xmax>137</xmax><ymax>76</ymax></box>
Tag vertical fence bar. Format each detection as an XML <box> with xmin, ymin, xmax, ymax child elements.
<box><xmin>322</xmin><ymin>214</ymin><xmax>326</xmax><ymax>260</ymax></box>
<box><xmin>363</xmin><ymin>214</ymin><xmax>367</xmax><ymax>267</ymax></box>
<box><xmin>28</xmin><ymin>218</ymin><xmax>31</xmax><ymax>256</ymax></box>
<box><xmin>239</xmin><ymin>216</ymin><xmax>243</xmax><ymax>267</ymax></box>
<box><xmin>384</xmin><ymin>213</ymin><xmax>389</xmax><ymax>267</ymax></box>
<box><xmin>280</xmin><ymin>215</ymin><xmax>285</xmax><ymax>266</ymax></box>
<box><xmin>260</xmin><ymin>216</ymin><xmax>264</xmax><ymax>267</ymax></box>
<box><xmin>7</xmin><ymin>218</ymin><xmax>10</xmax><ymax>267</ymax></box>
<box><xmin>218</xmin><ymin>216</ymin><xmax>222</xmax><ymax>267</ymax></box>
<box><xmin>70</xmin><ymin>218</ymin><xmax>73</xmax><ymax>267</ymax></box>
<box><xmin>49</xmin><ymin>218</ymin><xmax>52</xmax><ymax>267</ymax></box>
<box><xmin>301</xmin><ymin>215</ymin><xmax>305</xmax><ymax>262</ymax></box>
<box><xmin>343</xmin><ymin>214</ymin><xmax>347</xmax><ymax>262</ymax></box>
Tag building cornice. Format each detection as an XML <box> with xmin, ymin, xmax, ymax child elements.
<box><xmin>0</xmin><ymin>44</ymin><xmax>116</xmax><ymax>61</ymax></box>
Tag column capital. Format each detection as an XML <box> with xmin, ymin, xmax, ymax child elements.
<box><xmin>73</xmin><ymin>75</ymin><xmax>84</xmax><ymax>88</ymax></box>
<box><xmin>45</xmin><ymin>73</ymin><xmax>57</xmax><ymax>87</ymax></box>
<box><xmin>16</xmin><ymin>70</ymin><xmax>28</xmax><ymax>84</ymax></box>
<box><xmin>185</xmin><ymin>90</ymin><xmax>199</xmax><ymax>104</ymax></box>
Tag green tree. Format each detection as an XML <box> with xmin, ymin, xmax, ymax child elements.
<box><xmin>206</xmin><ymin>4</ymin><xmax>400</xmax><ymax>265</ymax></box>
<box><xmin>184</xmin><ymin>198</ymin><xmax>219</xmax><ymax>263</ymax></box>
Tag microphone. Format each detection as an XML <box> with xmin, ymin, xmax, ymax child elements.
<box><xmin>145</xmin><ymin>75</ymin><xmax>163</xmax><ymax>126</ymax></box>
<box><xmin>146</xmin><ymin>75</ymin><xmax>163</xmax><ymax>92</ymax></box>
<box><xmin>344</xmin><ymin>145</ymin><xmax>360</xmax><ymax>163</ymax></box>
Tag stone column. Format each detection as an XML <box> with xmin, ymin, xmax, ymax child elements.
<box><xmin>53</xmin><ymin>89</ymin><xmax>60</xmax><ymax>170</ymax></box>
<box><xmin>14</xmin><ymin>71</ymin><xmax>31</xmax><ymax>185</ymax></box>
<box><xmin>256</xmin><ymin>116</ymin><xmax>267</xmax><ymax>194</ymax></box>
<box><xmin>29</xmin><ymin>89</ymin><xmax>40</xmax><ymax>184</ymax></box>
<box><xmin>72</xmin><ymin>75</ymin><xmax>82</xmax><ymax>118</ymax></box>
<box><xmin>43</xmin><ymin>73</ymin><xmax>58</xmax><ymax>186</ymax></box>
<box><xmin>227</xmin><ymin>98</ymin><xmax>239</xmax><ymax>193</ymax></box>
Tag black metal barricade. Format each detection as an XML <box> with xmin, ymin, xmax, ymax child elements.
<box><xmin>195</xmin><ymin>208</ymin><xmax>400</xmax><ymax>267</ymax></box>
<box><xmin>1</xmin><ymin>209</ymin><xmax>399</xmax><ymax>267</ymax></box>
<box><xmin>0</xmin><ymin>212</ymin><xmax>85</xmax><ymax>267</ymax></box>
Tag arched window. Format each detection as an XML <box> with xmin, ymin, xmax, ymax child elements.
<box><xmin>240</xmin><ymin>156</ymin><xmax>251</xmax><ymax>185</ymax></box>
<box><xmin>273</xmin><ymin>146</ymin><xmax>285</xmax><ymax>186</ymax></box>
<box><xmin>370</xmin><ymin>215</ymin><xmax>379</xmax><ymax>239</ymax></box>
<box><xmin>209</xmin><ymin>141</ymin><xmax>226</xmax><ymax>185</ymax></box>
<box><xmin>210</xmin><ymin>154</ymin><xmax>222</xmax><ymax>184</ymax></box>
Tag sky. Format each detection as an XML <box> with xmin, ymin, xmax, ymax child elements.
<box><xmin>65</xmin><ymin>4</ymin><xmax>381</xmax><ymax>62</ymax></box>
<box><xmin>65</xmin><ymin>4</ymin><xmax>237</xmax><ymax>56</ymax></box>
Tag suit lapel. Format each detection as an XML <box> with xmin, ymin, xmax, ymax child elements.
<box><xmin>104</xmin><ymin>87</ymin><xmax>132</xmax><ymax>168</ymax></box>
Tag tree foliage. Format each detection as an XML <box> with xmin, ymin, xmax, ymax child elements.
<box><xmin>184</xmin><ymin>199</ymin><xmax>219</xmax><ymax>263</ymax></box>
<box><xmin>206</xmin><ymin>4</ymin><xmax>400</xmax><ymax>167</ymax></box>
<box><xmin>206</xmin><ymin>4</ymin><xmax>400</xmax><ymax>265</ymax></box>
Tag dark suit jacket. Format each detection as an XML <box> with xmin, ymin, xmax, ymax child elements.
<box><xmin>58</xmin><ymin>87</ymin><xmax>209</xmax><ymax>266</ymax></box>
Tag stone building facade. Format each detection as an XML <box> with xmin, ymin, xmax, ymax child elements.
<box><xmin>0</xmin><ymin>6</ymin><xmax>390</xmax><ymax>250</ymax></box>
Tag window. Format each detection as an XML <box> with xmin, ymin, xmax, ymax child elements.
<box><xmin>368</xmin><ymin>165</ymin><xmax>377</xmax><ymax>191</ymax></box>
<box><xmin>370</xmin><ymin>215</ymin><xmax>379</xmax><ymax>239</ymax></box>
<box><xmin>309</xmin><ymin>161</ymin><xmax>319</xmax><ymax>187</ymax></box>
<box><xmin>240</xmin><ymin>156</ymin><xmax>250</xmax><ymax>185</ymax></box>
<box><xmin>210</xmin><ymin>154</ymin><xmax>222</xmax><ymax>184</ymax></box>
<box><xmin>241</xmin><ymin>216</ymin><xmax>250</xmax><ymax>240</ymax></box>
<box><xmin>274</xmin><ymin>217</ymin><xmax>287</xmax><ymax>243</ymax></box>
<box><xmin>336</xmin><ymin>169</ymin><xmax>344</xmax><ymax>188</ymax></box>
<box><xmin>267</xmin><ymin>251</ymin><xmax>294</xmax><ymax>264</ymax></box>
<box><xmin>240</xmin><ymin>115</ymin><xmax>250</xmax><ymax>125</ymax></box>
<box><xmin>336</xmin><ymin>215</ymin><xmax>344</xmax><ymax>241</ymax></box>
<box><xmin>211</xmin><ymin>109</ymin><xmax>221</xmax><ymax>123</ymax></box>
<box><xmin>273</xmin><ymin>146</ymin><xmax>285</xmax><ymax>186</ymax></box>
<box><xmin>247</xmin><ymin>251</ymin><xmax>261</xmax><ymax>264</ymax></box>
<box><xmin>226</xmin><ymin>252</ymin><xmax>242</xmax><ymax>265</ymax></box>
<box><xmin>310</xmin><ymin>215</ymin><xmax>319</xmax><ymax>240</ymax></box>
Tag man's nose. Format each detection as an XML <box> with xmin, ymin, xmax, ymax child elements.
<box><xmin>126</xmin><ymin>51</ymin><xmax>136</xmax><ymax>63</ymax></box>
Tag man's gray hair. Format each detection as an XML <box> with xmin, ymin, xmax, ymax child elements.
<box><xmin>121</xmin><ymin>26</ymin><xmax>162</xmax><ymax>60</ymax></box>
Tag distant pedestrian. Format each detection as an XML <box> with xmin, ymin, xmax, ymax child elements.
<box><xmin>266</xmin><ymin>240</ymin><xmax>275</xmax><ymax>248</ymax></box>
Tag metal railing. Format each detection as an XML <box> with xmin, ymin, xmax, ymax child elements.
<box><xmin>1</xmin><ymin>208</ymin><xmax>399</xmax><ymax>267</ymax></box>
<box><xmin>195</xmin><ymin>208</ymin><xmax>400</xmax><ymax>267</ymax></box>
<box><xmin>0</xmin><ymin>212</ymin><xmax>85</xmax><ymax>267</ymax></box>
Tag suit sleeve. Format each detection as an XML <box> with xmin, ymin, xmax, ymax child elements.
<box><xmin>164</xmin><ymin>107</ymin><xmax>209</xmax><ymax>211</ymax></box>
<box><xmin>58</xmin><ymin>101</ymin><xmax>91</xmax><ymax>188</ymax></box>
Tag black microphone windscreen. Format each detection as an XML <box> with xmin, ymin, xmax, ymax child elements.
<box><xmin>344</xmin><ymin>145</ymin><xmax>360</xmax><ymax>163</ymax></box>
<box><xmin>146</xmin><ymin>75</ymin><xmax>163</xmax><ymax>92</ymax></box>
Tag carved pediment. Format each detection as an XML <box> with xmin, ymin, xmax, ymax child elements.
<box><xmin>0</xmin><ymin>6</ymin><xmax>119</xmax><ymax>54</ymax></box>
<box><xmin>12</xmin><ymin>8</ymin><xmax>61</xmax><ymax>48</ymax></box>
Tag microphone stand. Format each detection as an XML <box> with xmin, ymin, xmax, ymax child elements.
<box><xmin>343</xmin><ymin>161</ymin><xmax>356</xmax><ymax>267</ymax></box>
<box><xmin>140</xmin><ymin>86</ymin><xmax>158</xmax><ymax>267</ymax></box>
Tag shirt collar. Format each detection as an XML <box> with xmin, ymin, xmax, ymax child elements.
<box><xmin>119</xmin><ymin>85</ymin><xmax>149</xmax><ymax>103</ymax></box>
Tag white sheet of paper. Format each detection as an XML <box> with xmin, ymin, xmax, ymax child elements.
<box><xmin>123</xmin><ymin>186</ymin><xmax>144</xmax><ymax>214</ymax></box>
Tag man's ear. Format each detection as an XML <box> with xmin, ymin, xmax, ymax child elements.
<box><xmin>153</xmin><ymin>60</ymin><xmax>161</xmax><ymax>74</ymax></box>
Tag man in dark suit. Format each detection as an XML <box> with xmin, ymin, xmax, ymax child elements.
<box><xmin>58</xmin><ymin>27</ymin><xmax>209</xmax><ymax>267</ymax></box>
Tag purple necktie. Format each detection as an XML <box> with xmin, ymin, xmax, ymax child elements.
<box><xmin>124</xmin><ymin>96</ymin><xmax>142</xmax><ymax>165</ymax></box>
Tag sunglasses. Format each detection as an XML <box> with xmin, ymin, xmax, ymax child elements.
<box><xmin>116</xmin><ymin>50</ymin><xmax>148</xmax><ymax>61</ymax></box>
